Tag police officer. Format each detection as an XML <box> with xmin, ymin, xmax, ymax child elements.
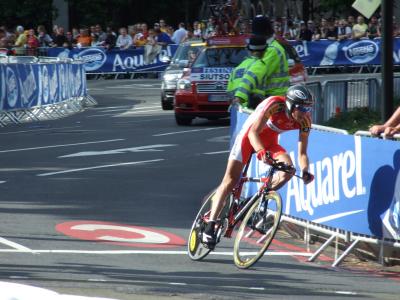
<box><xmin>234</xmin><ymin>15</ymin><xmax>290</xmax><ymax>109</ymax></box>
<box><xmin>226</xmin><ymin>35</ymin><xmax>267</xmax><ymax>108</ymax></box>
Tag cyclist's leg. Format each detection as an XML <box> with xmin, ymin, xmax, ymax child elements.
<box><xmin>202</xmin><ymin>136</ymin><xmax>251</xmax><ymax>247</ymax></box>
<box><xmin>268</xmin><ymin>145</ymin><xmax>294</xmax><ymax>190</ymax></box>
<box><xmin>208</xmin><ymin>134</ymin><xmax>253</xmax><ymax>222</ymax></box>
<box><xmin>202</xmin><ymin>159</ymin><xmax>243</xmax><ymax>248</ymax></box>
<box><xmin>209</xmin><ymin>159</ymin><xmax>244</xmax><ymax>221</ymax></box>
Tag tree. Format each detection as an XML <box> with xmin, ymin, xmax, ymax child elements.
<box><xmin>0</xmin><ymin>0</ymin><xmax>56</xmax><ymax>30</ymax></box>
<box><xmin>66</xmin><ymin>0</ymin><xmax>203</xmax><ymax>29</ymax></box>
<box><xmin>318</xmin><ymin>0</ymin><xmax>362</xmax><ymax>19</ymax></box>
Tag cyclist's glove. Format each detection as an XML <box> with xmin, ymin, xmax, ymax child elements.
<box><xmin>302</xmin><ymin>171</ymin><xmax>314</xmax><ymax>184</ymax></box>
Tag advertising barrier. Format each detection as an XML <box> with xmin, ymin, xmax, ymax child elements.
<box><xmin>290</xmin><ymin>37</ymin><xmax>400</xmax><ymax>67</ymax></box>
<box><xmin>0</xmin><ymin>62</ymin><xmax>86</xmax><ymax>113</ymax></box>
<box><xmin>40</xmin><ymin>38</ymin><xmax>400</xmax><ymax>74</ymax></box>
<box><xmin>232</xmin><ymin>107</ymin><xmax>400</xmax><ymax>241</ymax></box>
<box><xmin>46</xmin><ymin>45</ymin><xmax>179</xmax><ymax>74</ymax></box>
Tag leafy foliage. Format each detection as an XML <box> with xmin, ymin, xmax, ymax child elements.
<box><xmin>0</xmin><ymin>0</ymin><xmax>203</xmax><ymax>30</ymax></box>
<box><xmin>0</xmin><ymin>0</ymin><xmax>56</xmax><ymax>29</ymax></box>
<box><xmin>322</xmin><ymin>107</ymin><xmax>381</xmax><ymax>134</ymax></box>
<box><xmin>67</xmin><ymin>0</ymin><xmax>202</xmax><ymax>29</ymax></box>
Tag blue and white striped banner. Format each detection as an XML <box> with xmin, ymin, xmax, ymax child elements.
<box><xmin>0</xmin><ymin>62</ymin><xmax>86</xmax><ymax>112</ymax></box>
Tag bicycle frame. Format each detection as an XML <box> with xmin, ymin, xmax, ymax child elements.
<box><xmin>223</xmin><ymin>161</ymin><xmax>279</xmax><ymax>238</ymax></box>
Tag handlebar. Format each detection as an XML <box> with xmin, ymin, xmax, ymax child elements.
<box><xmin>265</xmin><ymin>151</ymin><xmax>296</xmax><ymax>174</ymax></box>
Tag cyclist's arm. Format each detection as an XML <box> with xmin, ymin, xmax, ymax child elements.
<box><xmin>298</xmin><ymin>115</ymin><xmax>312</xmax><ymax>173</ymax></box>
<box><xmin>298</xmin><ymin>133</ymin><xmax>309</xmax><ymax>173</ymax></box>
<box><xmin>248</xmin><ymin>103</ymin><xmax>277</xmax><ymax>152</ymax></box>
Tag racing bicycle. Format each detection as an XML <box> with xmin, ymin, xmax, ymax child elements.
<box><xmin>188</xmin><ymin>152</ymin><xmax>298</xmax><ymax>269</ymax></box>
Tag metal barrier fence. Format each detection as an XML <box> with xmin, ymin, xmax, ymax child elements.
<box><xmin>0</xmin><ymin>58</ymin><xmax>95</xmax><ymax>127</ymax></box>
<box><xmin>305</xmin><ymin>81</ymin><xmax>323</xmax><ymax>124</ymax></box>
<box><xmin>306</xmin><ymin>76</ymin><xmax>400</xmax><ymax>124</ymax></box>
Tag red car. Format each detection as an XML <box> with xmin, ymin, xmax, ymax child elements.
<box><xmin>174</xmin><ymin>36</ymin><xmax>307</xmax><ymax>126</ymax></box>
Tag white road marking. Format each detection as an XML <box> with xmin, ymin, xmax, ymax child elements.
<box><xmin>94</xmin><ymin>108</ymin><xmax>132</xmax><ymax>113</ymax></box>
<box><xmin>134</xmin><ymin>84</ymin><xmax>158</xmax><ymax>87</ymax></box>
<box><xmin>108</xmin><ymin>85</ymin><xmax>159</xmax><ymax>90</ymax></box>
<box><xmin>335</xmin><ymin>291</ymin><xmax>358</xmax><ymax>295</ymax></box>
<box><xmin>91</xmin><ymin>105</ymin><xmax>132</xmax><ymax>109</ymax></box>
<box><xmin>207</xmin><ymin>135</ymin><xmax>230</xmax><ymax>143</ymax></box>
<box><xmin>0</xmin><ymin>181</ymin><xmax>6</xmax><ymax>184</ymax></box>
<box><xmin>71</xmin><ymin>224</ymin><xmax>170</xmax><ymax>244</ymax></box>
<box><xmin>114</xmin><ymin>118</ymin><xmax>171</xmax><ymax>124</ymax></box>
<box><xmin>59</xmin><ymin>144</ymin><xmax>176</xmax><ymax>158</ymax></box>
<box><xmin>121</xmin><ymin>109</ymin><xmax>162</xmax><ymax>114</ymax></box>
<box><xmin>37</xmin><ymin>159</ymin><xmax>164</xmax><ymax>177</ymax></box>
<box><xmin>0</xmin><ymin>237</ymin><xmax>32</xmax><ymax>251</ymax></box>
<box><xmin>168</xmin><ymin>282</ymin><xmax>188</xmax><ymax>286</ymax></box>
<box><xmin>87</xmin><ymin>109</ymin><xmax>163</xmax><ymax>118</ymax></box>
<box><xmin>95</xmin><ymin>105</ymin><xmax>160</xmax><ymax>111</ymax></box>
<box><xmin>133</xmin><ymin>105</ymin><xmax>162</xmax><ymax>110</ymax></box>
<box><xmin>0</xmin><ymin>282</ymin><xmax>119</xmax><ymax>300</ymax></box>
<box><xmin>249</xmin><ymin>287</ymin><xmax>266</xmax><ymax>290</ymax></box>
<box><xmin>87</xmin><ymin>279</ymin><xmax>108</xmax><ymax>282</ymax></box>
<box><xmin>0</xmin><ymin>249</ymin><xmax>313</xmax><ymax>256</ymax></box>
<box><xmin>0</xmin><ymin>125</ymin><xmax>81</xmax><ymax>135</ymax></box>
<box><xmin>87</xmin><ymin>113</ymin><xmax>119</xmax><ymax>118</ymax></box>
<box><xmin>154</xmin><ymin>127</ymin><xmax>228</xmax><ymax>137</ymax></box>
<box><xmin>203</xmin><ymin>150</ymin><xmax>230</xmax><ymax>155</ymax></box>
<box><xmin>0</xmin><ymin>139</ymin><xmax>125</xmax><ymax>154</ymax></box>
<box><xmin>87</xmin><ymin>88</ymin><xmax>104</xmax><ymax>91</ymax></box>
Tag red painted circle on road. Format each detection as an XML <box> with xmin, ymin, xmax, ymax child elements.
<box><xmin>56</xmin><ymin>220</ymin><xmax>186</xmax><ymax>248</ymax></box>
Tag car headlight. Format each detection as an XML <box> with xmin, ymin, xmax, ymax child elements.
<box><xmin>177</xmin><ymin>79</ymin><xmax>192</xmax><ymax>91</ymax></box>
<box><xmin>163</xmin><ymin>73</ymin><xmax>182</xmax><ymax>81</ymax></box>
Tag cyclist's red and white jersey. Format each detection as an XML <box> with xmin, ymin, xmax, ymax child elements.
<box><xmin>230</xmin><ymin>96</ymin><xmax>311</xmax><ymax>163</ymax></box>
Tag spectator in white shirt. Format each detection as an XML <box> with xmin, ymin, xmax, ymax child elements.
<box><xmin>193</xmin><ymin>21</ymin><xmax>202</xmax><ymax>39</ymax></box>
<box><xmin>116</xmin><ymin>27</ymin><xmax>133</xmax><ymax>50</ymax></box>
<box><xmin>337</xmin><ymin>19</ymin><xmax>352</xmax><ymax>40</ymax></box>
<box><xmin>171</xmin><ymin>22</ymin><xmax>187</xmax><ymax>44</ymax></box>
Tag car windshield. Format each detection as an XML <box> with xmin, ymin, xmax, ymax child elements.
<box><xmin>172</xmin><ymin>43</ymin><xmax>203</xmax><ymax>65</ymax></box>
<box><xmin>192</xmin><ymin>47</ymin><xmax>247</xmax><ymax>68</ymax></box>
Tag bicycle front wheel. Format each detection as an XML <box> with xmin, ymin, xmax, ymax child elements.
<box><xmin>233</xmin><ymin>191</ymin><xmax>282</xmax><ymax>269</ymax></box>
<box><xmin>187</xmin><ymin>189</ymin><xmax>215</xmax><ymax>261</ymax></box>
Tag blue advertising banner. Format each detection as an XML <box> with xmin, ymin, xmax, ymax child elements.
<box><xmin>46</xmin><ymin>45</ymin><xmax>179</xmax><ymax>74</ymax></box>
<box><xmin>289</xmin><ymin>38</ymin><xmax>400</xmax><ymax>67</ymax></box>
<box><xmin>44</xmin><ymin>38</ymin><xmax>400</xmax><ymax>71</ymax></box>
<box><xmin>232</xmin><ymin>108</ymin><xmax>400</xmax><ymax>240</ymax></box>
<box><xmin>0</xmin><ymin>62</ymin><xmax>86</xmax><ymax>112</ymax></box>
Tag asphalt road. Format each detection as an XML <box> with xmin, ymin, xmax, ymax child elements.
<box><xmin>0</xmin><ymin>78</ymin><xmax>399</xmax><ymax>300</ymax></box>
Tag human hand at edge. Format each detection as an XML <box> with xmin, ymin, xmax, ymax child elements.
<box><xmin>383</xmin><ymin>126</ymin><xmax>400</xmax><ymax>138</ymax></box>
<box><xmin>302</xmin><ymin>171</ymin><xmax>314</xmax><ymax>185</ymax></box>
<box><xmin>369</xmin><ymin>124</ymin><xmax>386</xmax><ymax>136</ymax></box>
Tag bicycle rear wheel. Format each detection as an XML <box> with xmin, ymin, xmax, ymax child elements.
<box><xmin>233</xmin><ymin>191</ymin><xmax>282</xmax><ymax>269</ymax></box>
<box><xmin>187</xmin><ymin>190</ymin><xmax>215</xmax><ymax>260</ymax></box>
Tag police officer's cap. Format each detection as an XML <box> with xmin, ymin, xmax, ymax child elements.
<box><xmin>247</xmin><ymin>35</ymin><xmax>267</xmax><ymax>51</ymax></box>
<box><xmin>252</xmin><ymin>15</ymin><xmax>273</xmax><ymax>38</ymax></box>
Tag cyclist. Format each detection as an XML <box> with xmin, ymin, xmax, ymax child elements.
<box><xmin>202</xmin><ymin>84</ymin><xmax>315</xmax><ymax>249</ymax></box>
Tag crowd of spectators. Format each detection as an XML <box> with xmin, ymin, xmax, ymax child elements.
<box><xmin>279</xmin><ymin>14</ymin><xmax>386</xmax><ymax>42</ymax></box>
<box><xmin>0</xmin><ymin>11</ymin><xmax>399</xmax><ymax>56</ymax></box>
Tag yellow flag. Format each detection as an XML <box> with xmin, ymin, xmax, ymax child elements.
<box><xmin>352</xmin><ymin>0</ymin><xmax>381</xmax><ymax>19</ymax></box>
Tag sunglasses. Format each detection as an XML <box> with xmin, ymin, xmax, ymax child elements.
<box><xmin>294</xmin><ymin>105</ymin><xmax>312</xmax><ymax>113</ymax></box>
